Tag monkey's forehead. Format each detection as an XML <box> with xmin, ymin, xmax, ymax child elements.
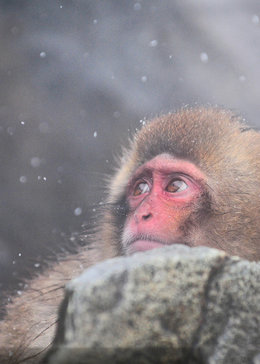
<box><xmin>129</xmin><ymin>153</ymin><xmax>205</xmax><ymax>182</ymax></box>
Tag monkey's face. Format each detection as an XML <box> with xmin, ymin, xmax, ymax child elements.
<box><xmin>121</xmin><ymin>154</ymin><xmax>207</xmax><ymax>255</ymax></box>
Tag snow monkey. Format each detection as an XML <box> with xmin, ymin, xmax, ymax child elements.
<box><xmin>1</xmin><ymin>107</ymin><xmax>260</xmax><ymax>363</ymax></box>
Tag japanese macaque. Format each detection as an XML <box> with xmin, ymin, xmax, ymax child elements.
<box><xmin>1</xmin><ymin>107</ymin><xmax>260</xmax><ymax>363</ymax></box>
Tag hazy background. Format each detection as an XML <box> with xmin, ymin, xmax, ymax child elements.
<box><xmin>1</xmin><ymin>0</ymin><xmax>260</xmax><ymax>295</ymax></box>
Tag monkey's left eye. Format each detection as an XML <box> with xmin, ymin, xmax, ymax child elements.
<box><xmin>166</xmin><ymin>179</ymin><xmax>188</xmax><ymax>193</ymax></box>
<box><xmin>133</xmin><ymin>181</ymin><xmax>150</xmax><ymax>196</ymax></box>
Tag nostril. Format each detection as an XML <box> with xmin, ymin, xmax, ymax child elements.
<box><xmin>142</xmin><ymin>213</ymin><xmax>152</xmax><ymax>220</ymax></box>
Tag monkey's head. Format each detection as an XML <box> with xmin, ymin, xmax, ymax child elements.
<box><xmin>98</xmin><ymin>107</ymin><xmax>260</xmax><ymax>261</ymax></box>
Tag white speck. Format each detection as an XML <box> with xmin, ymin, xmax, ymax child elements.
<box><xmin>17</xmin><ymin>290</ymin><xmax>22</xmax><ymax>296</ymax></box>
<box><xmin>239</xmin><ymin>75</ymin><xmax>246</xmax><ymax>82</ymax></box>
<box><xmin>113</xmin><ymin>111</ymin><xmax>120</xmax><ymax>119</ymax></box>
<box><xmin>7</xmin><ymin>127</ymin><xmax>15</xmax><ymax>135</ymax></box>
<box><xmin>11</xmin><ymin>26</ymin><xmax>18</xmax><ymax>35</ymax></box>
<box><xmin>30</xmin><ymin>157</ymin><xmax>41</xmax><ymax>168</ymax></box>
<box><xmin>93</xmin><ymin>131</ymin><xmax>97</xmax><ymax>138</ymax></box>
<box><xmin>252</xmin><ymin>14</ymin><xmax>259</xmax><ymax>24</ymax></box>
<box><xmin>12</xmin><ymin>260</ymin><xmax>16</xmax><ymax>265</ymax></box>
<box><xmin>141</xmin><ymin>76</ymin><xmax>147</xmax><ymax>83</ymax></box>
<box><xmin>93</xmin><ymin>208</ymin><xmax>96</xmax><ymax>212</ymax></box>
<box><xmin>93</xmin><ymin>19</ymin><xmax>98</xmax><ymax>24</ymax></box>
<box><xmin>169</xmin><ymin>54</ymin><xmax>173</xmax><ymax>59</ymax></box>
<box><xmin>149</xmin><ymin>40</ymin><xmax>158</xmax><ymax>47</ymax></box>
<box><xmin>37</xmin><ymin>176</ymin><xmax>42</xmax><ymax>180</ymax></box>
<box><xmin>18</xmin><ymin>253</ymin><xmax>22</xmax><ymax>257</ymax></box>
<box><xmin>19</xmin><ymin>176</ymin><xmax>27</xmax><ymax>183</ymax></box>
<box><xmin>40</xmin><ymin>51</ymin><xmax>46</xmax><ymax>58</ymax></box>
<box><xmin>60</xmin><ymin>5</ymin><xmax>63</xmax><ymax>9</ymax></box>
<box><xmin>20</xmin><ymin>121</ymin><xmax>25</xmax><ymax>125</ymax></box>
<box><xmin>79</xmin><ymin>109</ymin><xmax>86</xmax><ymax>118</ymax></box>
<box><xmin>70</xmin><ymin>236</ymin><xmax>76</xmax><ymax>242</ymax></box>
<box><xmin>74</xmin><ymin>207</ymin><xmax>82</xmax><ymax>216</ymax></box>
<box><xmin>43</xmin><ymin>176</ymin><xmax>47</xmax><ymax>181</ymax></box>
<box><xmin>39</xmin><ymin>122</ymin><xmax>49</xmax><ymax>133</ymax></box>
<box><xmin>200</xmin><ymin>52</ymin><xmax>208</xmax><ymax>63</ymax></box>
<box><xmin>134</xmin><ymin>2</ymin><xmax>142</xmax><ymax>11</ymax></box>
<box><xmin>34</xmin><ymin>263</ymin><xmax>40</xmax><ymax>268</ymax></box>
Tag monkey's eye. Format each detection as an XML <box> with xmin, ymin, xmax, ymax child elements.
<box><xmin>166</xmin><ymin>179</ymin><xmax>188</xmax><ymax>193</ymax></box>
<box><xmin>133</xmin><ymin>181</ymin><xmax>150</xmax><ymax>196</ymax></box>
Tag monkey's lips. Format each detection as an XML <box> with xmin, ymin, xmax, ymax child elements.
<box><xmin>129</xmin><ymin>239</ymin><xmax>166</xmax><ymax>253</ymax></box>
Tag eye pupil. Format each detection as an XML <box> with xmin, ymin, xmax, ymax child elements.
<box><xmin>133</xmin><ymin>182</ymin><xmax>149</xmax><ymax>196</ymax></box>
<box><xmin>167</xmin><ymin>179</ymin><xmax>187</xmax><ymax>193</ymax></box>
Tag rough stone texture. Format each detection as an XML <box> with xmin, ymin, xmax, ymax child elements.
<box><xmin>45</xmin><ymin>245</ymin><xmax>260</xmax><ymax>364</ymax></box>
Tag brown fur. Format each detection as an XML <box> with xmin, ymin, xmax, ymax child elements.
<box><xmin>105</xmin><ymin>107</ymin><xmax>260</xmax><ymax>260</ymax></box>
<box><xmin>0</xmin><ymin>245</ymin><xmax>116</xmax><ymax>363</ymax></box>
<box><xmin>1</xmin><ymin>107</ymin><xmax>260</xmax><ymax>363</ymax></box>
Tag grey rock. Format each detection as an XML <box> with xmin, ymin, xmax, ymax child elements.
<box><xmin>45</xmin><ymin>245</ymin><xmax>260</xmax><ymax>364</ymax></box>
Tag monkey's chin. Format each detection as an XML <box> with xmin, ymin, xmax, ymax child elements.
<box><xmin>129</xmin><ymin>240</ymin><xmax>166</xmax><ymax>254</ymax></box>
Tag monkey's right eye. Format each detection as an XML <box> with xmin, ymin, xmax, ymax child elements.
<box><xmin>133</xmin><ymin>181</ymin><xmax>150</xmax><ymax>196</ymax></box>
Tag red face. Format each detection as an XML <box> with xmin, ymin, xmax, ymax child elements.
<box><xmin>122</xmin><ymin>154</ymin><xmax>206</xmax><ymax>255</ymax></box>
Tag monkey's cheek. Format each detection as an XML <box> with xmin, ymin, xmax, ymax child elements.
<box><xmin>128</xmin><ymin>240</ymin><xmax>166</xmax><ymax>254</ymax></box>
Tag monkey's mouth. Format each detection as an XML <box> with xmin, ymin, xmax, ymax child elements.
<box><xmin>125</xmin><ymin>235</ymin><xmax>169</xmax><ymax>254</ymax></box>
<box><xmin>125</xmin><ymin>234</ymin><xmax>189</xmax><ymax>255</ymax></box>
<box><xmin>130</xmin><ymin>239</ymin><xmax>166</xmax><ymax>253</ymax></box>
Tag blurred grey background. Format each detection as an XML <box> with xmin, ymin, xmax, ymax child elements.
<box><xmin>1</xmin><ymin>0</ymin><xmax>260</xmax><ymax>295</ymax></box>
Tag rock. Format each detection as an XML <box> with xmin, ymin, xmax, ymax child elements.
<box><xmin>44</xmin><ymin>245</ymin><xmax>260</xmax><ymax>364</ymax></box>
